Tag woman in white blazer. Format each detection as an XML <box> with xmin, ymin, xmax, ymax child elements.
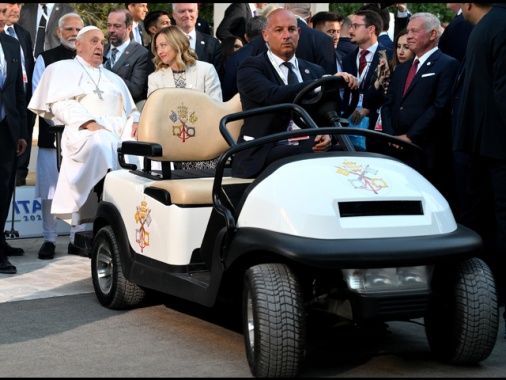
<box><xmin>147</xmin><ymin>25</ymin><xmax>223</xmax><ymax>170</ymax></box>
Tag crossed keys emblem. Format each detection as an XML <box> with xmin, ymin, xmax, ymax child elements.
<box><xmin>170</xmin><ymin>104</ymin><xmax>198</xmax><ymax>142</ymax></box>
<box><xmin>134</xmin><ymin>198</ymin><xmax>152</xmax><ymax>252</ymax></box>
<box><xmin>335</xmin><ymin>160</ymin><xmax>388</xmax><ymax>194</ymax></box>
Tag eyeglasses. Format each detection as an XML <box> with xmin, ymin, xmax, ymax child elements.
<box><xmin>350</xmin><ymin>23</ymin><xmax>368</xmax><ymax>30</ymax></box>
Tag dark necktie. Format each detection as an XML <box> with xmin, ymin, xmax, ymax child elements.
<box><xmin>107</xmin><ymin>48</ymin><xmax>118</xmax><ymax>70</ymax></box>
<box><xmin>359</xmin><ymin>49</ymin><xmax>368</xmax><ymax>76</ymax></box>
<box><xmin>403</xmin><ymin>58</ymin><xmax>420</xmax><ymax>96</ymax></box>
<box><xmin>34</xmin><ymin>4</ymin><xmax>47</xmax><ymax>58</ymax></box>
<box><xmin>282</xmin><ymin>61</ymin><xmax>299</xmax><ymax>85</ymax></box>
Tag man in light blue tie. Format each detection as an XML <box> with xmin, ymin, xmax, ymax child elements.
<box><xmin>126</xmin><ymin>2</ymin><xmax>148</xmax><ymax>45</ymax></box>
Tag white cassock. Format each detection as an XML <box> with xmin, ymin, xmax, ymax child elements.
<box><xmin>28</xmin><ymin>56</ymin><xmax>140</xmax><ymax>220</ymax></box>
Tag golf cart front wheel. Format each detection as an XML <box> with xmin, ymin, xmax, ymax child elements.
<box><xmin>91</xmin><ymin>226</ymin><xmax>147</xmax><ymax>309</ymax></box>
<box><xmin>243</xmin><ymin>263</ymin><xmax>306</xmax><ymax>378</ymax></box>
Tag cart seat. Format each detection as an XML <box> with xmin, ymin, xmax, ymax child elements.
<box><xmin>132</xmin><ymin>88</ymin><xmax>251</xmax><ymax>206</ymax></box>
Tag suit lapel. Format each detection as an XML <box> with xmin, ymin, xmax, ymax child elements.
<box><xmin>404</xmin><ymin>50</ymin><xmax>440</xmax><ymax>96</ymax></box>
<box><xmin>194</xmin><ymin>32</ymin><xmax>205</xmax><ymax>58</ymax></box>
<box><xmin>298</xmin><ymin>60</ymin><xmax>319</xmax><ymax>80</ymax></box>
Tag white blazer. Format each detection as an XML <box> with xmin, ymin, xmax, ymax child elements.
<box><xmin>147</xmin><ymin>60</ymin><xmax>222</xmax><ymax>101</ymax></box>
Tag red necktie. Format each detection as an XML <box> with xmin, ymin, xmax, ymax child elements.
<box><xmin>403</xmin><ymin>58</ymin><xmax>419</xmax><ymax>96</ymax></box>
<box><xmin>359</xmin><ymin>49</ymin><xmax>368</xmax><ymax>75</ymax></box>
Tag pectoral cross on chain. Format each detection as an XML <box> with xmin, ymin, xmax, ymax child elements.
<box><xmin>94</xmin><ymin>86</ymin><xmax>104</xmax><ymax>100</ymax></box>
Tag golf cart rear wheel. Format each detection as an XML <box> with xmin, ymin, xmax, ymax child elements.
<box><xmin>425</xmin><ymin>257</ymin><xmax>498</xmax><ymax>364</ymax></box>
<box><xmin>91</xmin><ymin>226</ymin><xmax>147</xmax><ymax>309</ymax></box>
<box><xmin>243</xmin><ymin>263</ymin><xmax>306</xmax><ymax>378</ymax></box>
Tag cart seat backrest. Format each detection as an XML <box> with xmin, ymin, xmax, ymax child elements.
<box><xmin>138</xmin><ymin>88</ymin><xmax>242</xmax><ymax>162</ymax></box>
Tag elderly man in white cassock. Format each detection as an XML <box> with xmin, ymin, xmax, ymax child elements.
<box><xmin>29</xmin><ymin>25</ymin><xmax>139</xmax><ymax>222</ymax></box>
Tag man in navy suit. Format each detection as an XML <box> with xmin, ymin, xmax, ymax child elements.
<box><xmin>249</xmin><ymin>3</ymin><xmax>337</xmax><ymax>75</ymax></box>
<box><xmin>341</xmin><ymin>10</ymin><xmax>392</xmax><ymax>136</ymax></box>
<box><xmin>5</xmin><ymin>3</ymin><xmax>35</xmax><ymax>186</ymax></box>
<box><xmin>172</xmin><ymin>3</ymin><xmax>223</xmax><ymax>79</ymax></box>
<box><xmin>454</xmin><ymin>3</ymin><xmax>506</xmax><ymax>314</ymax></box>
<box><xmin>382</xmin><ymin>12</ymin><xmax>459</xmax><ymax>210</ymax></box>
<box><xmin>233</xmin><ymin>9</ymin><xmax>357</xmax><ymax>179</ymax></box>
<box><xmin>0</xmin><ymin>2</ymin><xmax>28</xmax><ymax>273</ymax></box>
<box><xmin>222</xmin><ymin>15</ymin><xmax>266</xmax><ymax>102</ymax></box>
<box><xmin>104</xmin><ymin>8</ymin><xmax>154</xmax><ymax>106</ymax></box>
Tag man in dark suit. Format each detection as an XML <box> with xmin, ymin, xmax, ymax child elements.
<box><xmin>216</xmin><ymin>3</ymin><xmax>252</xmax><ymax>42</ymax></box>
<box><xmin>172</xmin><ymin>3</ymin><xmax>223</xmax><ymax>79</ymax></box>
<box><xmin>311</xmin><ymin>11</ymin><xmax>344</xmax><ymax>72</ymax></box>
<box><xmin>341</xmin><ymin>10</ymin><xmax>392</xmax><ymax>136</ymax></box>
<box><xmin>453</xmin><ymin>3</ymin><xmax>506</xmax><ymax>313</ymax></box>
<box><xmin>125</xmin><ymin>2</ymin><xmax>148</xmax><ymax>46</ymax></box>
<box><xmin>18</xmin><ymin>2</ymin><xmax>77</xmax><ymax>58</ymax></box>
<box><xmin>4</xmin><ymin>3</ymin><xmax>35</xmax><ymax>187</ymax></box>
<box><xmin>233</xmin><ymin>9</ymin><xmax>357</xmax><ymax>179</ymax></box>
<box><xmin>0</xmin><ymin>2</ymin><xmax>29</xmax><ymax>274</ymax></box>
<box><xmin>438</xmin><ymin>3</ymin><xmax>474</xmax><ymax>63</ymax></box>
<box><xmin>143</xmin><ymin>9</ymin><xmax>171</xmax><ymax>50</ymax></box>
<box><xmin>104</xmin><ymin>8</ymin><xmax>154</xmax><ymax>107</ymax></box>
<box><xmin>382</xmin><ymin>12</ymin><xmax>459</xmax><ymax>210</ymax></box>
<box><xmin>222</xmin><ymin>15</ymin><xmax>266</xmax><ymax>102</ymax></box>
<box><xmin>249</xmin><ymin>3</ymin><xmax>337</xmax><ymax>75</ymax></box>
<box><xmin>360</xmin><ymin>3</ymin><xmax>393</xmax><ymax>58</ymax></box>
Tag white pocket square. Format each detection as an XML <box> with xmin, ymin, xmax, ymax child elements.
<box><xmin>422</xmin><ymin>73</ymin><xmax>435</xmax><ymax>77</ymax></box>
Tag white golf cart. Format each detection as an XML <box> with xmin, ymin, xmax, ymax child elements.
<box><xmin>75</xmin><ymin>78</ymin><xmax>498</xmax><ymax>378</ymax></box>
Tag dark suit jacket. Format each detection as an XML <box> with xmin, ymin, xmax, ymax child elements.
<box><xmin>336</xmin><ymin>37</ymin><xmax>355</xmax><ymax>56</ymax></box>
<box><xmin>0</xmin><ymin>33</ymin><xmax>27</xmax><ymax>142</ymax></box>
<box><xmin>341</xmin><ymin>43</ymin><xmax>393</xmax><ymax>129</ymax></box>
<box><xmin>438</xmin><ymin>13</ymin><xmax>473</xmax><ymax>63</ymax></box>
<box><xmin>378</xmin><ymin>34</ymin><xmax>393</xmax><ymax>59</ymax></box>
<box><xmin>194</xmin><ymin>30</ymin><xmax>223</xmax><ymax>79</ymax></box>
<box><xmin>222</xmin><ymin>39</ymin><xmax>255</xmax><ymax>101</ymax></box>
<box><xmin>249</xmin><ymin>18</ymin><xmax>337</xmax><ymax>75</ymax></box>
<box><xmin>454</xmin><ymin>3</ymin><xmax>506</xmax><ymax>160</ymax></box>
<box><xmin>103</xmin><ymin>40</ymin><xmax>154</xmax><ymax>103</ymax></box>
<box><xmin>232</xmin><ymin>52</ymin><xmax>325</xmax><ymax>178</ymax></box>
<box><xmin>0</xmin><ymin>32</ymin><xmax>28</xmax><ymax>238</ymax></box>
<box><xmin>216</xmin><ymin>3</ymin><xmax>252</xmax><ymax>42</ymax></box>
<box><xmin>381</xmin><ymin>49</ymin><xmax>459</xmax><ymax>186</ymax></box>
<box><xmin>18</xmin><ymin>3</ymin><xmax>77</xmax><ymax>53</ymax></box>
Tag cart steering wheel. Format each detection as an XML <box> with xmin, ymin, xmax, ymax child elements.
<box><xmin>292</xmin><ymin>75</ymin><xmax>360</xmax><ymax>129</ymax></box>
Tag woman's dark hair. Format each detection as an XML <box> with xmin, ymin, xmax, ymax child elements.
<box><xmin>392</xmin><ymin>28</ymin><xmax>409</xmax><ymax>68</ymax></box>
<box><xmin>220</xmin><ymin>35</ymin><xmax>244</xmax><ymax>69</ymax></box>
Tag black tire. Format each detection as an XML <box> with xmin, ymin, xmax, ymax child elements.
<box><xmin>91</xmin><ymin>226</ymin><xmax>147</xmax><ymax>309</ymax></box>
<box><xmin>243</xmin><ymin>263</ymin><xmax>306</xmax><ymax>378</ymax></box>
<box><xmin>425</xmin><ymin>257</ymin><xmax>499</xmax><ymax>364</ymax></box>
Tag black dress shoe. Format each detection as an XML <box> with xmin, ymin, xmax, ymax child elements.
<box><xmin>38</xmin><ymin>241</ymin><xmax>56</xmax><ymax>260</ymax></box>
<box><xmin>0</xmin><ymin>254</ymin><xmax>16</xmax><ymax>274</ymax></box>
<box><xmin>0</xmin><ymin>242</ymin><xmax>24</xmax><ymax>256</ymax></box>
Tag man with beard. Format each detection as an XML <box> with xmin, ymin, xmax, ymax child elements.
<box><xmin>104</xmin><ymin>7</ymin><xmax>153</xmax><ymax>109</ymax></box>
<box><xmin>32</xmin><ymin>12</ymin><xmax>86</xmax><ymax>259</ymax></box>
